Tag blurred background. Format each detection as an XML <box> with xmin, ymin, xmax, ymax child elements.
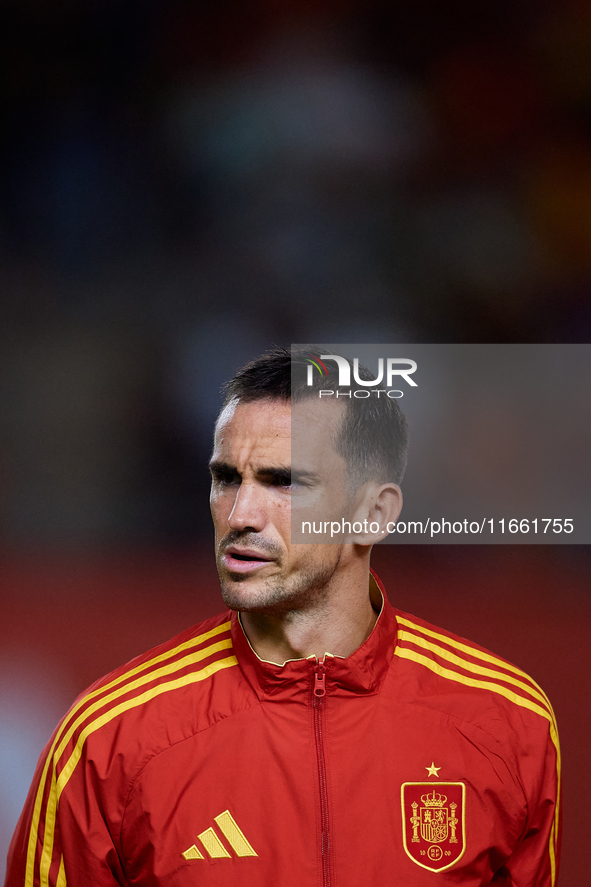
<box><xmin>0</xmin><ymin>0</ymin><xmax>590</xmax><ymax>882</ymax></box>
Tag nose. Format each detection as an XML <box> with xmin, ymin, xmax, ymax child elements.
<box><xmin>227</xmin><ymin>482</ymin><xmax>268</xmax><ymax>533</ymax></box>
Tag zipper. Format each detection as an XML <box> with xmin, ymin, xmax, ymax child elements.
<box><xmin>313</xmin><ymin>658</ymin><xmax>331</xmax><ymax>887</ymax></box>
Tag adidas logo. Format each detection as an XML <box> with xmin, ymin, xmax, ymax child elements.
<box><xmin>182</xmin><ymin>810</ymin><xmax>258</xmax><ymax>860</ymax></box>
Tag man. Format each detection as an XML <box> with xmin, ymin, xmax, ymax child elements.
<box><xmin>6</xmin><ymin>348</ymin><xmax>560</xmax><ymax>886</ymax></box>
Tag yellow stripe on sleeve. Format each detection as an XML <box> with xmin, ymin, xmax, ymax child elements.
<box><xmin>395</xmin><ymin>645</ymin><xmax>553</xmax><ymax>724</ymax></box>
<box><xmin>52</xmin><ymin>638</ymin><xmax>233</xmax><ymax>769</ymax></box>
<box><xmin>395</xmin><ymin>643</ymin><xmax>561</xmax><ymax>886</ymax></box>
<box><xmin>26</xmin><ymin>620</ymin><xmax>232</xmax><ymax>887</ymax></box>
<box><xmin>396</xmin><ymin>615</ymin><xmax>553</xmax><ymax>710</ymax></box>
<box><xmin>397</xmin><ymin>629</ymin><xmax>556</xmax><ymax>726</ymax></box>
<box><xmin>39</xmin><ymin>642</ymin><xmax>235</xmax><ymax>885</ymax></box>
<box><xmin>39</xmin><ymin>655</ymin><xmax>238</xmax><ymax>887</ymax></box>
<box><xmin>549</xmin><ymin>819</ymin><xmax>556</xmax><ymax>887</ymax></box>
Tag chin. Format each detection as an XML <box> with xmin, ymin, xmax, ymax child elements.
<box><xmin>219</xmin><ymin>575</ymin><xmax>272</xmax><ymax>611</ymax></box>
<box><xmin>218</xmin><ymin>563</ymin><xmax>339</xmax><ymax>616</ymax></box>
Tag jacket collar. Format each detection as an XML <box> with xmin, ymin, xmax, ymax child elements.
<box><xmin>231</xmin><ymin>570</ymin><xmax>397</xmax><ymax>698</ymax></box>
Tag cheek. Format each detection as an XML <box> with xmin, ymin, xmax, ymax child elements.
<box><xmin>276</xmin><ymin>505</ymin><xmax>293</xmax><ymax>541</ymax></box>
<box><xmin>210</xmin><ymin>490</ymin><xmax>231</xmax><ymax>525</ymax></box>
<box><xmin>288</xmin><ymin>543</ymin><xmax>337</xmax><ymax>568</ymax></box>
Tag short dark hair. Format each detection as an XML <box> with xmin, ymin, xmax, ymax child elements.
<box><xmin>222</xmin><ymin>346</ymin><xmax>409</xmax><ymax>485</ymax></box>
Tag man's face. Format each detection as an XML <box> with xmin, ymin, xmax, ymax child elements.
<box><xmin>209</xmin><ymin>397</ymin><xmax>350</xmax><ymax>615</ymax></box>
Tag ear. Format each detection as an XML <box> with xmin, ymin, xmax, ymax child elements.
<box><xmin>348</xmin><ymin>482</ymin><xmax>403</xmax><ymax>545</ymax></box>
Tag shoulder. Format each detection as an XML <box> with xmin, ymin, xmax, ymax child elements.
<box><xmin>80</xmin><ymin>609</ymin><xmax>236</xmax><ymax>699</ymax></box>
<box><xmin>51</xmin><ymin>611</ymin><xmax>248</xmax><ymax>785</ymax></box>
<box><xmin>390</xmin><ymin>606</ymin><xmax>557</xmax><ymax>743</ymax></box>
<box><xmin>13</xmin><ymin>614</ymin><xmax>250</xmax><ymax>885</ymax></box>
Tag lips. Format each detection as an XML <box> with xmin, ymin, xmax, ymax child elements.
<box><xmin>222</xmin><ymin>546</ymin><xmax>275</xmax><ymax>574</ymax></box>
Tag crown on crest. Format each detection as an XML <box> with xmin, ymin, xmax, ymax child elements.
<box><xmin>421</xmin><ymin>790</ymin><xmax>447</xmax><ymax>807</ymax></box>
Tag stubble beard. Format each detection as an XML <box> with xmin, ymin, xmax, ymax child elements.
<box><xmin>217</xmin><ymin>549</ymin><xmax>342</xmax><ymax>617</ymax></box>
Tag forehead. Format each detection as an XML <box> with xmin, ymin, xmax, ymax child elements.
<box><xmin>212</xmin><ymin>397</ymin><xmax>346</xmax><ymax>470</ymax></box>
<box><xmin>213</xmin><ymin>399</ymin><xmax>290</xmax><ymax>461</ymax></box>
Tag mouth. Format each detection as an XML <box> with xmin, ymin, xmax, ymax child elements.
<box><xmin>221</xmin><ymin>546</ymin><xmax>276</xmax><ymax>574</ymax></box>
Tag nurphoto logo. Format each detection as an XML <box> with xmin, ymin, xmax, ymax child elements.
<box><xmin>305</xmin><ymin>353</ymin><xmax>418</xmax><ymax>399</ymax></box>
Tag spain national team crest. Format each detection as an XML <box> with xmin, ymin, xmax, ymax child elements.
<box><xmin>401</xmin><ymin>783</ymin><xmax>466</xmax><ymax>873</ymax></box>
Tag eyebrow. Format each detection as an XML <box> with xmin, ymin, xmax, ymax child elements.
<box><xmin>208</xmin><ymin>460</ymin><xmax>320</xmax><ymax>484</ymax></box>
<box><xmin>208</xmin><ymin>460</ymin><xmax>236</xmax><ymax>477</ymax></box>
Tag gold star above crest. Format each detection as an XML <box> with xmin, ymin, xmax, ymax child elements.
<box><xmin>426</xmin><ymin>762</ymin><xmax>441</xmax><ymax>777</ymax></box>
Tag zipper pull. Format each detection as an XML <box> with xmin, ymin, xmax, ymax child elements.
<box><xmin>314</xmin><ymin>659</ymin><xmax>326</xmax><ymax>697</ymax></box>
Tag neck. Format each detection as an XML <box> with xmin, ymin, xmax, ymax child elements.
<box><xmin>239</xmin><ymin>553</ymin><xmax>378</xmax><ymax>665</ymax></box>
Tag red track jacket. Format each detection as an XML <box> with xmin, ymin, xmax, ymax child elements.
<box><xmin>6</xmin><ymin>573</ymin><xmax>560</xmax><ymax>886</ymax></box>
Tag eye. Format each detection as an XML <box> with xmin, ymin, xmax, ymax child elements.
<box><xmin>211</xmin><ymin>468</ymin><xmax>240</xmax><ymax>485</ymax></box>
<box><xmin>268</xmin><ymin>473</ymin><xmax>291</xmax><ymax>488</ymax></box>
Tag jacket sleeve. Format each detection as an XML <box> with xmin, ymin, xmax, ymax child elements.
<box><xmin>4</xmin><ymin>731</ymin><xmax>126</xmax><ymax>887</ymax></box>
<box><xmin>500</xmin><ymin>717</ymin><xmax>561</xmax><ymax>887</ymax></box>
